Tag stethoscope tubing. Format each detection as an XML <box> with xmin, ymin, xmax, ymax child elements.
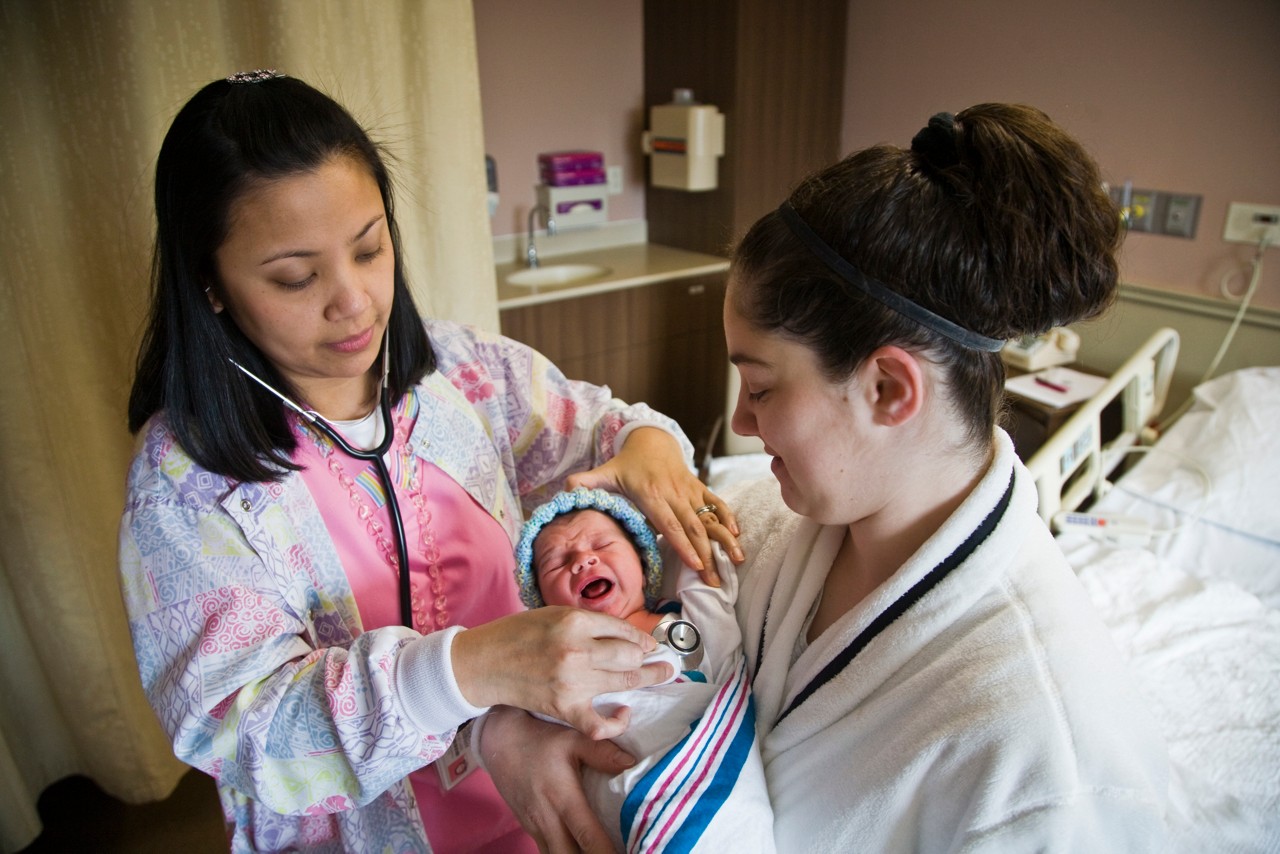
<box><xmin>229</xmin><ymin>331</ymin><xmax>416</xmax><ymax>629</ymax></box>
<box><xmin>305</xmin><ymin>391</ymin><xmax>414</xmax><ymax>629</ymax></box>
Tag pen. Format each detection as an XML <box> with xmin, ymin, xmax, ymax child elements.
<box><xmin>1035</xmin><ymin>375</ymin><xmax>1070</xmax><ymax>393</ymax></box>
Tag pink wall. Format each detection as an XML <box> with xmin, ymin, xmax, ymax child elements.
<box><xmin>842</xmin><ymin>0</ymin><xmax>1280</xmax><ymax>309</ymax></box>
<box><xmin>474</xmin><ymin>0</ymin><xmax>646</xmax><ymax>237</ymax></box>
<box><xmin>476</xmin><ymin>0</ymin><xmax>1279</xmax><ymax>309</ymax></box>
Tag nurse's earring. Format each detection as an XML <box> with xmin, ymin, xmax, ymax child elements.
<box><xmin>204</xmin><ymin>285</ymin><xmax>224</xmax><ymax>314</ymax></box>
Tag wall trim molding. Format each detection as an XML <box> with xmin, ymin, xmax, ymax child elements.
<box><xmin>1119</xmin><ymin>282</ymin><xmax>1280</xmax><ymax>330</ymax></box>
<box><xmin>1076</xmin><ymin>282</ymin><xmax>1279</xmax><ymax>409</ymax></box>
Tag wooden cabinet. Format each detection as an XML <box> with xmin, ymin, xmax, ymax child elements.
<box><xmin>499</xmin><ymin>274</ymin><xmax>729</xmax><ymax>457</ymax></box>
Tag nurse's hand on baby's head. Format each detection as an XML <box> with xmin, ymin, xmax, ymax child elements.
<box><xmin>565</xmin><ymin>426</ymin><xmax>743</xmax><ymax>585</ymax></box>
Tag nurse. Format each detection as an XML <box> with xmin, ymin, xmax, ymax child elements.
<box><xmin>119</xmin><ymin>71</ymin><xmax>739</xmax><ymax>853</ymax></box>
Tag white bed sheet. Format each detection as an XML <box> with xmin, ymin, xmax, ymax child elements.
<box><xmin>1070</xmin><ymin>549</ymin><xmax>1280</xmax><ymax>852</ymax></box>
<box><xmin>1057</xmin><ymin>367</ymin><xmax>1280</xmax><ymax>852</ymax></box>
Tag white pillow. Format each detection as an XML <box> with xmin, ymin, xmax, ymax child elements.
<box><xmin>1120</xmin><ymin>367</ymin><xmax>1280</xmax><ymax>544</ymax></box>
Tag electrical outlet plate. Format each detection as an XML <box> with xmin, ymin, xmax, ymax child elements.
<box><xmin>1223</xmin><ymin>202</ymin><xmax>1280</xmax><ymax>245</ymax></box>
<box><xmin>1164</xmin><ymin>194</ymin><xmax>1200</xmax><ymax>238</ymax></box>
<box><xmin>607</xmin><ymin>165</ymin><xmax>623</xmax><ymax>195</ymax></box>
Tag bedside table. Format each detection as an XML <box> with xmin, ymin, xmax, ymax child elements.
<box><xmin>1003</xmin><ymin>367</ymin><xmax>1120</xmax><ymax>461</ymax></box>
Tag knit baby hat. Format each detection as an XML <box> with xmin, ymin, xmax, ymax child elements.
<box><xmin>514</xmin><ymin>487</ymin><xmax>663</xmax><ymax>609</ymax></box>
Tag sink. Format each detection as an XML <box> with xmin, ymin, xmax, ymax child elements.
<box><xmin>505</xmin><ymin>264</ymin><xmax>611</xmax><ymax>288</ymax></box>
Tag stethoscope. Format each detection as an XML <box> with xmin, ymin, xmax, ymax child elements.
<box><xmin>230</xmin><ymin>328</ymin><xmax>415</xmax><ymax>628</ymax></box>
<box><xmin>652</xmin><ymin>613</ymin><xmax>703</xmax><ymax>670</ymax></box>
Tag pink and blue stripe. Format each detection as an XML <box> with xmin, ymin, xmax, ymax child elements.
<box><xmin>620</xmin><ymin>657</ymin><xmax>757</xmax><ymax>853</ymax></box>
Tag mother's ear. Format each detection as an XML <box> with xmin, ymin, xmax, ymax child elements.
<box><xmin>862</xmin><ymin>345</ymin><xmax>925</xmax><ymax>426</ymax></box>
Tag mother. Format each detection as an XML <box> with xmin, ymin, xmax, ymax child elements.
<box><xmin>494</xmin><ymin>104</ymin><xmax>1168</xmax><ymax>851</ymax></box>
<box><xmin>721</xmin><ymin>104</ymin><xmax>1167</xmax><ymax>850</ymax></box>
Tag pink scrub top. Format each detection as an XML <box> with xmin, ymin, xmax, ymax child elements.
<box><xmin>295</xmin><ymin>396</ymin><xmax>536</xmax><ymax>853</ymax></box>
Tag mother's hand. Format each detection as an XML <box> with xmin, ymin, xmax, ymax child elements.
<box><xmin>566</xmin><ymin>426</ymin><xmax>744</xmax><ymax>585</ymax></box>
<box><xmin>451</xmin><ymin>606</ymin><xmax>670</xmax><ymax>739</ymax></box>
<box><xmin>481</xmin><ymin>706</ymin><xmax>633</xmax><ymax>853</ymax></box>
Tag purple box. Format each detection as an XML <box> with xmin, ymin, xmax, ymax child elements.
<box><xmin>538</xmin><ymin>150</ymin><xmax>604</xmax><ymax>173</ymax></box>
<box><xmin>540</xmin><ymin>167</ymin><xmax>607</xmax><ymax>186</ymax></box>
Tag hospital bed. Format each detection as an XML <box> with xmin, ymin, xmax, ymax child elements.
<box><xmin>1029</xmin><ymin>335</ymin><xmax>1280</xmax><ymax>852</ymax></box>
<box><xmin>706</xmin><ymin>328</ymin><xmax>1280</xmax><ymax>851</ymax></box>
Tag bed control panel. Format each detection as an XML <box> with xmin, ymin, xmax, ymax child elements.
<box><xmin>1022</xmin><ymin>327</ymin><xmax>1180</xmax><ymax>525</ymax></box>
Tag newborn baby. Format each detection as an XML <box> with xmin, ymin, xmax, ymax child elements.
<box><xmin>511</xmin><ymin>488</ymin><xmax>775</xmax><ymax>853</ymax></box>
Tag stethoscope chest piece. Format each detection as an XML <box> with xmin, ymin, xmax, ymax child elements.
<box><xmin>652</xmin><ymin>614</ymin><xmax>703</xmax><ymax>670</ymax></box>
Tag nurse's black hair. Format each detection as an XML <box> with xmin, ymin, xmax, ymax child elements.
<box><xmin>730</xmin><ymin>103</ymin><xmax>1120</xmax><ymax>455</ymax></box>
<box><xmin>128</xmin><ymin>74</ymin><xmax>434</xmax><ymax>483</ymax></box>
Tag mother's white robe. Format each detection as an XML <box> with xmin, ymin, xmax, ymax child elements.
<box><xmin>729</xmin><ymin>431</ymin><xmax>1168</xmax><ymax>852</ymax></box>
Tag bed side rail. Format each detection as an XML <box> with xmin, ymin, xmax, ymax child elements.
<box><xmin>1022</xmin><ymin>327</ymin><xmax>1180</xmax><ymax>523</ymax></box>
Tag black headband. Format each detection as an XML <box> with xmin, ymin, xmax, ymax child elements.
<box><xmin>776</xmin><ymin>202</ymin><xmax>1005</xmax><ymax>352</ymax></box>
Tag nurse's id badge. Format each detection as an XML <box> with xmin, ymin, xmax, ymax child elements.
<box><xmin>434</xmin><ymin>721</ymin><xmax>479</xmax><ymax>790</ymax></box>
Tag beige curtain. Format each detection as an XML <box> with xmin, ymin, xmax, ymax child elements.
<box><xmin>0</xmin><ymin>2</ymin><xmax>495</xmax><ymax>849</ymax></box>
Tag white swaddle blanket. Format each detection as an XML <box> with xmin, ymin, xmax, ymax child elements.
<box><xmin>583</xmin><ymin>548</ymin><xmax>775</xmax><ymax>853</ymax></box>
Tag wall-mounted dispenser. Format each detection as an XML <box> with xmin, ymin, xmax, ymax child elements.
<box><xmin>535</xmin><ymin>151</ymin><xmax>609</xmax><ymax>228</ymax></box>
<box><xmin>536</xmin><ymin>183</ymin><xmax>608</xmax><ymax>229</ymax></box>
<box><xmin>485</xmin><ymin>154</ymin><xmax>498</xmax><ymax>217</ymax></box>
<box><xmin>642</xmin><ymin>89</ymin><xmax>724</xmax><ymax>192</ymax></box>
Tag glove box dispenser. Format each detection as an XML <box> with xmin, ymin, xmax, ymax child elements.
<box><xmin>536</xmin><ymin>183</ymin><xmax>608</xmax><ymax>229</ymax></box>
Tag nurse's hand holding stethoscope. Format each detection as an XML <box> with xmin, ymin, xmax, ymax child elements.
<box><xmin>451</xmin><ymin>605</ymin><xmax>669</xmax><ymax>740</ymax></box>
<box><xmin>564</xmin><ymin>426</ymin><xmax>744</xmax><ymax>587</ymax></box>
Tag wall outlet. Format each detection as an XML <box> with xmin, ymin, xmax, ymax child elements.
<box><xmin>607</xmin><ymin>165</ymin><xmax>623</xmax><ymax>195</ymax></box>
<box><xmin>1223</xmin><ymin>202</ymin><xmax>1280</xmax><ymax>246</ymax></box>
<box><xmin>1163</xmin><ymin>194</ymin><xmax>1200</xmax><ymax>238</ymax></box>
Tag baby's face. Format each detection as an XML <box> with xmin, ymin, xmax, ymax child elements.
<box><xmin>534</xmin><ymin>510</ymin><xmax>647</xmax><ymax>619</ymax></box>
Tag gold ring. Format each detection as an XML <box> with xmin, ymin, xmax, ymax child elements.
<box><xmin>694</xmin><ymin>504</ymin><xmax>717</xmax><ymax>517</ymax></box>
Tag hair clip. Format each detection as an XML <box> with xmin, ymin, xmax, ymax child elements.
<box><xmin>226</xmin><ymin>69</ymin><xmax>285</xmax><ymax>84</ymax></box>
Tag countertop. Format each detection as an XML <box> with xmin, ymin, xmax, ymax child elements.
<box><xmin>495</xmin><ymin>243</ymin><xmax>730</xmax><ymax>309</ymax></box>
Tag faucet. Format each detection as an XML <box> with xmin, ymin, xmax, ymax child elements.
<box><xmin>526</xmin><ymin>203</ymin><xmax>557</xmax><ymax>268</ymax></box>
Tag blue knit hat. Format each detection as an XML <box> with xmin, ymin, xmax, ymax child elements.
<box><xmin>515</xmin><ymin>487</ymin><xmax>663</xmax><ymax>609</ymax></box>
